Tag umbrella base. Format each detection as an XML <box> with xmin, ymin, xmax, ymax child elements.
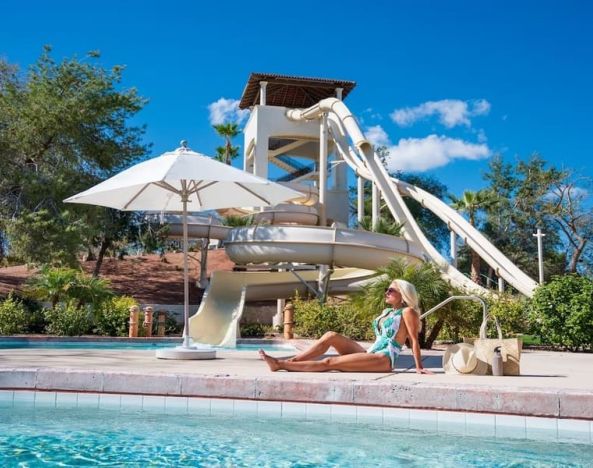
<box><xmin>155</xmin><ymin>346</ymin><xmax>217</xmax><ymax>360</ymax></box>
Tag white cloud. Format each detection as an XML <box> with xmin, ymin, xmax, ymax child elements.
<box><xmin>208</xmin><ymin>98</ymin><xmax>250</xmax><ymax>125</ymax></box>
<box><xmin>365</xmin><ymin>126</ymin><xmax>491</xmax><ymax>172</ymax></box>
<box><xmin>476</xmin><ymin>128</ymin><xmax>488</xmax><ymax>143</ymax></box>
<box><xmin>390</xmin><ymin>99</ymin><xmax>491</xmax><ymax>128</ymax></box>
<box><xmin>386</xmin><ymin>134</ymin><xmax>491</xmax><ymax>172</ymax></box>
<box><xmin>365</xmin><ymin>125</ymin><xmax>391</xmax><ymax>147</ymax></box>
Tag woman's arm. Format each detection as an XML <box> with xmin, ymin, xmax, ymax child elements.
<box><xmin>402</xmin><ymin>308</ymin><xmax>434</xmax><ymax>375</ymax></box>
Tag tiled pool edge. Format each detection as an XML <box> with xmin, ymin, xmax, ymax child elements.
<box><xmin>1</xmin><ymin>389</ymin><xmax>592</xmax><ymax>445</ymax></box>
<box><xmin>1</xmin><ymin>367</ymin><xmax>593</xmax><ymax>420</ymax></box>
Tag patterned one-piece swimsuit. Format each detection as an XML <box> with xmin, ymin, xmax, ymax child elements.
<box><xmin>366</xmin><ymin>307</ymin><xmax>403</xmax><ymax>369</ymax></box>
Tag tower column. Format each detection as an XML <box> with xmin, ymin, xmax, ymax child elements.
<box><xmin>259</xmin><ymin>81</ymin><xmax>268</xmax><ymax>105</ymax></box>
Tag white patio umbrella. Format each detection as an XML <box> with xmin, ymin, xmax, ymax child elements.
<box><xmin>64</xmin><ymin>141</ymin><xmax>302</xmax><ymax>358</ymax></box>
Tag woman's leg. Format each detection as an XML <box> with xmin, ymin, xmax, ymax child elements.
<box><xmin>260</xmin><ymin>349</ymin><xmax>391</xmax><ymax>372</ymax></box>
<box><xmin>289</xmin><ymin>331</ymin><xmax>366</xmax><ymax>362</ymax></box>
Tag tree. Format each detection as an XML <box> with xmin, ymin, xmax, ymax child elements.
<box><xmin>481</xmin><ymin>154</ymin><xmax>579</xmax><ymax>279</ymax></box>
<box><xmin>397</xmin><ymin>173</ymin><xmax>450</xmax><ymax>252</ymax></box>
<box><xmin>349</xmin><ymin>157</ymin><xmax>450</xmax><ymax>251</ymax></box>
<box><xmin>213</xmin><ymin>123</ymin><xmax>240</xmax><ymax>165</ymax></box>
<box><xmin>449</xmin><ymin>189</ymin><xmax>498</xmax><ymax>284</ymax></box>
<box><xmin>543</xmin><ymin>174</ymin><xmax>593</xmax><ymax>273</ymax></box>
<box><xmin>0</xmin><ymin>47</ymin><xmax>149</xmax><ymax>268</ymax></box>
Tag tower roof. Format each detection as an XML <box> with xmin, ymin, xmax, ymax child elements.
<box><xmin>239</xmin><ymin>72</ymin><xmax>356</xmax><ymax>109</ymax></box>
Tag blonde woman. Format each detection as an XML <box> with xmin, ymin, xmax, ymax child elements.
<box><xmin>259</xmin><ymin>279</ymin><xmax>433</xmax><ymax>374</ymax></box>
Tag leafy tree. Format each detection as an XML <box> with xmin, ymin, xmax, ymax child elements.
<box><xmin>0</xmin><ymin>47</ymin><xmax>149</xmax><ymax>267</ymax></box>
<box><xmin>213</xmin><ymin>123</ymin><xmax>240</xmax><ymax>165</ymax></box>
<box><xmin>397</xmin><ymin>173</ymin><xmax>450</xmax><ymax>252</ymax></box>
<box><xmin>543</xmin><ymin>173</ymin><xmax>593</xmax><ymax>273</ymax></box>
<box><xmin>349</xmin><ymin>169</ymin><xmax>450</xmax><ymax>250</ymax></box>
<box><xmin>449</xmin><ymin>189</ymin><xmax>498</xmax><ymax>284</ymax></box>
<box><xmin>482</xmin><ymin>154</ymin><xmax>583</xmax><ymax>278</ymax></box>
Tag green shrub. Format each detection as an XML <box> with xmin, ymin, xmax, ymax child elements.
<box><xmin>293</xmin><ymin>294</ymin><xmax>339</xmax><ymax>339</ymax></box>
<box><xmin>0</xmin><ymin>294</ymin><xmax>28</xmax><ymax>335</ymax></box>
<box><xmin>95</xmin><ymin>296</ymin><xmax>138</xmax><ymax>336</ymax></box>
<box><xmin>159</xmin><ymin>314</ymin><xmax>182</xmax><ymax>336</ymax></box>
<box><xmin>488</xmin><ymin>294</ymin><xmax>530</xmax><ymax>337</ymax></box>
<box><xmin>44</xmin><ymin>301</ymin><xmax>93</xmax><ymax>336</ymax></box>
<box><xmin>134</xmin><ymin>310</ymin><xmax>182</xmax><ymax>337</ymax></box>
<box><xmin>529</xmin><ymin>275</ymin><xmax>593</xmax><ymax>351</ymax></box>
<box><xmin>436</xmin><ymin>299</ymin><xmax>483</xmax><ymax>343</ymax></box>
<box><xmin>26</xmin><ymin>308</ymin><xmax>48</xmax><ymax>334</ymax></box>
<box><xmin>293</xmin><ymin>294</ymin><xmax>374</xmax><ymax>341</ymax></box>
<box><xmin>240</xmin><ymin>322</ymin><xmax>271</xmax><ymax>338</ymax></box>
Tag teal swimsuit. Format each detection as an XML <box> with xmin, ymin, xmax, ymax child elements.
<box><xmin>366</xmin><ymin>307</ymin><xmax>403</xmax><ymax>369</ymax></box>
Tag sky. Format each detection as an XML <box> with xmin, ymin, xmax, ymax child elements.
<box><xmin>1</xmin><ymin>0</ymin><xmax>592</xmax><ymax>196</ymax></box>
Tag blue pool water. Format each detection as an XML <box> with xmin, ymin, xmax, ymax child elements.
<box><xmin>0</xmin><ymin>340</ymin><xmax>294</xmax><ymax>352</ymax></box>
<box><xmin>1</xmin><ymin>406</ymin><xmax>592</xmax><ymax>467</ymax></box>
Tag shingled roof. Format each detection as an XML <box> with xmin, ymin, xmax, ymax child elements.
<box><xmin>239</xmin><ymin>73</ymin><xmax>356</xmax><ymax>109</ymax></box>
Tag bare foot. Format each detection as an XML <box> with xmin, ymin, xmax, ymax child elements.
<box><xmin>259</xmin><ymin>349</ymin><xmax>281</xmax><ymax>372</ymax></box>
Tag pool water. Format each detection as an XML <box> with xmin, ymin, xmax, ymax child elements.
<box><xmin>1</xmin><ymin>406</ymin><xmax>591</xmax><ymax>467</ymax></box>
<box><xmin>0</xmin><ymin>340</ymin><xmax>294</xmax><ymax>352</ymax></box>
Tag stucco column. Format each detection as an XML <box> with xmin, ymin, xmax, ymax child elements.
<box><xmin>259</xmin><ymin>81</ymin><xmax>268</xmax><ymax>105</ymax></box>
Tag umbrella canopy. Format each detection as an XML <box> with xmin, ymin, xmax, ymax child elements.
<box><xmin>65</xmin><ymin>142</ymin><xmax>302</xmax><ymax>353</ymax></box>
<box><xmin>65</xmin><ymin>144</ymin><xmax>302</xmax><ymax>211</ymax></box>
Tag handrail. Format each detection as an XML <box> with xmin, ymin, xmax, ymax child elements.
<box><xmin>420</xmin><ymin>295</ymin><xmax>487</xmax><ymax>322</ymax></box>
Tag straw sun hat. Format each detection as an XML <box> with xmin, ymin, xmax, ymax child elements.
<box><xmin>443</xmin><ymin>343</ymin><xmax>488</xmax><ymax>375</ymax></box>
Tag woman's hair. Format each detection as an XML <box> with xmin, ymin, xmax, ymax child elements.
<box><xmin>393</xmin><ymin>279</ymin><xmax>421</xmax><ymax>316</ymax></box>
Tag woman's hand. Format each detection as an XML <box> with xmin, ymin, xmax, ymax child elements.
<box><xmin>416</xmin><ymin>367</ymin><xmax>434</xmax><ymax>375</ymax></box>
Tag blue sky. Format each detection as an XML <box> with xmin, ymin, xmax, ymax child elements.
<box><xmin>1</xmin><ymin>0</ymin><xmax>592</xmax><ymax>196</ymax></box>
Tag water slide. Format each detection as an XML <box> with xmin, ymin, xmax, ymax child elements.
<box><xmin>186</xmin><ymin>225</ymin><xmax>425</xmax><ymax>346</ymax></box>
<box><xmin>285</xmin><ymin>98</ymin><xmax>538</xmax><ymax>297</ymax></box>
<box><xmin>188</xmin><ymin>268</ymin><xmax>374</xmax><ymax>347</ymax></box>
<box><xmin>176</xmin><ymin>99</ymin><xmax>536</xmax><ymax>347</ymax></box>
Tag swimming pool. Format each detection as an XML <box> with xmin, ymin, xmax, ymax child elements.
<box><xmin>0</xmin><ymin>339</ymin><xmax>295</xmax><ymax>352</ymax></box>
<box><xmin>1</xmin><ymin>403</ymin><xmax>591</xmax><ymax>466</ymax></box>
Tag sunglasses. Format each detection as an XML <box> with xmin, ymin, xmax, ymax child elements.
<box><xmin>385</xmin><ymin>287</ymin><xmax>398</xmax><ymax>295</ymax></box>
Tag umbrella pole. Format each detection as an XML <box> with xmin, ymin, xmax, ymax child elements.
<box><xmin>182</xmin><ymin>195</ymin><xmax>190</xmax><ymax>349</ymax></box>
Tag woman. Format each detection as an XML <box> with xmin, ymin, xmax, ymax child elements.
<box><xmin>259</xmin><ymin>279</ymin><xmax>433</xmax><ymax>374</ymax></box>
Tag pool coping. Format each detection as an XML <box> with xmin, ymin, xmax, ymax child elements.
<box><xmin>1</xmin><ymin>366</ymin><xmax>592</xmax><ymax>421</ymax></box>
<box><xmin>2</xmin><ymin>389</ymin><xmax>592</xmax><ymax>446</ymax></box>
<box><xmin>0</xmin><ymin>336</ymin><xmax>284</xmax><ymax>345</ymax></box>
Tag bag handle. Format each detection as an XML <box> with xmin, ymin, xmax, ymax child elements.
<box><xmin>479</xmin><ymin>314</ymin><xmax>503</xmax><ymax>340</ymax></box>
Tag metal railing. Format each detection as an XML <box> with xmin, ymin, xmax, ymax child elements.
<box><xmin>420</xmin><ymin>295</ymin><xmax>488</xmax><ymax>322</ymax></box>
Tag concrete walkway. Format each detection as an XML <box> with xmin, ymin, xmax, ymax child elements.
<box><xmin>1</xmin><ymin>344</ymin><xmax>592</xmax><ymax>419</ymax></box>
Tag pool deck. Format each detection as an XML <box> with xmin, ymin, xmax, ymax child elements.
<box><xmin>1</xmin><ymin>341</ymin><xmax>592</xmax><ymax>420</ymax></box>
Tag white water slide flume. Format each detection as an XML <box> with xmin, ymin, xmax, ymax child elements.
<box><xmin>166</xmin><ymin>98</ymin><xmax>536</xmax><ymax>348</ymax></box>
<box><xmin>286</xmin><ymin>98</ymin><xmax>538</xmax><ymax>298</ymax></box>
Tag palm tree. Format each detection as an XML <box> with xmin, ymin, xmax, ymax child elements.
<box><xmin>349</xmin><ymin>258</ymin><xmax>451</xmax><ymax>349</ymax></box>
<box><xmin>449</xmin><ymin>189</ymin><xmax>498</xmax><ymax>284</ymax></box>
<box><xmin>358</xmin><ymin>216</ymin><xmax>404</xmax><ymax>237</ymax></box>
<box><xmin>25</xmin><ymin>267</ymin><xmax>79</xmax><ymax>308</ymax></box>
<box><xmin>213</xmin><ymin>123</ymin><xmax>240</xmax><ymax>165</ymax></box>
